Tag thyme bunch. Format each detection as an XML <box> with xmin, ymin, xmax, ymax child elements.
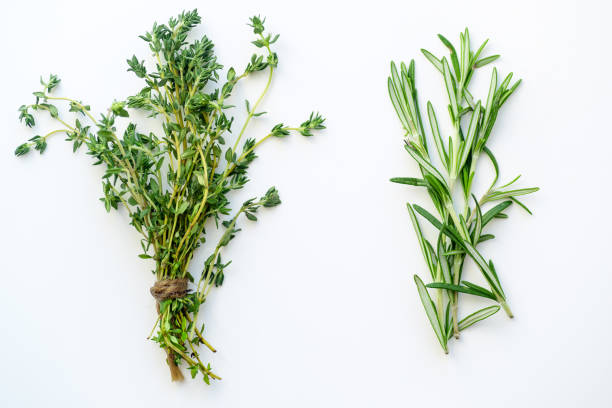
<box><xmin>388</xmin><ymin>29</ymin><xmax>537</xmax><ymax>353</ymax></box>
<box><xmin>15</xmin><ymin>10</ymin><xmax>324</xmax><ymax>382</ymax></box>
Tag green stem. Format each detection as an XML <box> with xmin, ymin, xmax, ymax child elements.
<box><xmin>451</xmin><ymin>299</ymin><xmax>459</xmax><ymax>339</ymax></box>
<box><xmin>500</xmin><ymin>300</ymin><xmax>514</xmax><ymax>318</ymax></box>
<box><xmin>44</xmin><ymin>96</ymin><xmax>97</xmax><ymax>123</ymax></box>
<box><xmin>451</xmin><ymin>254</ymin><xmax>463</xmax><ymax>338</ymax></box>
<box><xmin>232</xmin><ymin>42</ymin><xmax>274</xmax><ymax>153</ymax></box>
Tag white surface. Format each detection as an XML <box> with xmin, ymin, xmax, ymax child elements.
<box><xmin>1</xmin><ymin>0</ymin><xmax>610</xmax><ymax>406</ymax></box>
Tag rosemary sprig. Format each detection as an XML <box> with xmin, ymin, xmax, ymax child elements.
<box><xmin>388</xmin><ymin>29</ymin><xmax>538</xmax><ymax>353</ymax></box>
<box><xmin>15</xmin><ymin>10</ymin><xmax>325</xmax><ymax>382</ymax></box>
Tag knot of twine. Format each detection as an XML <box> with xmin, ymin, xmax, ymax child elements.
<box><xmin>150</xmin><ymin>278</ymin><xmax>189</xmax><ymax>303</ymax></box>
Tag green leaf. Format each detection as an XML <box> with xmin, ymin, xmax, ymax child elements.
<box><xmin>498</xmin><ymin>72</ymin><xmax>514</xmax><ymax>92</ymax></box>
<box><xmin>388</xmin><ymin>63</ymin><xmax>412</xmax><ymax>133</ymax></box>
<box><xmin>425</xmin><ymin>282</ymin><xmax>496</xmax><ymax>300</ymax></box>
<box><xmin>437</xmin><ymin>33</ymin><xmax>455</xmax><ymax>52</ymax></box>
<box><xmin>481</xmin><ymin>200</ymin><xmax>512</xmax><ymax>226</ymax></box>
<box><xmin>390</xmin><ymin>177</ymin><xmax>428</xmax><ymax>187</ymax></box>
<box><xmin>461</xmin><ymin>280</ymin><xmax>496</xmax><ymax>299</ymax></box>
<box><xmin>414</xmin><ymin>275</ymin><xmax>447</xmax><ymax>353</ymax></box>
<box><xmin>499</xmin><ymin>174</ymin><xmax>521</xmax><ymax>189</ymax></box>
<box><xmin>436</xmin><ymin>235</ymin><xmax>452</xmax><ymax>285</ymax></box>
<box><xmin>488</xmin><ymin>260</ymin><xmax>505</xmax><ymax>298</ymax></box>
<box><xmin>477</xmin><ymin>234</ymin><xmax>495</xmax><ymax>243</ymax></box>
<box><xmin>463</xmin><ymin>88</ymin><xmax>476</xmax><ymax>109</ymax></box>
<box><xmin>412</xmin><ymin>204</ymin><xmax>444</xmax><ymax>231</ymax></box>
<box><xmin>445</xmin><ymin>302</ymin><xmax>453</xmax><ymax>341</ymax></box>
<box><xmin>403</xmin><ymin>143</ymin><xmax>448</xmax><ymax>190</ymax></box>
<box><xmin>443</xmin><ymin>249</ymin><xmax>465</xmax><ymax>256</ymax></box>
<box><xmin>510</xmin><ymin>196</ymin><xmax>534</xmax><ymax>215</ymax></box>
<box><xmin>423</xmin><ymin>174</ymin><xmax>448</xmax><ymax>201</ymax></box>
<box><xmin>438</xmin><ymin>34</ymin><xmax>460</xmax><ymax>76</ymax></box>
<box><xmin>471</xmin><ymin>195</ymin><xmax>483</xmax><ymax>245</ymax></box>
<box><xmin>474</xmin><ymin>55</ymin><xmax>500</xmax><ymax>68</ymax></box>
<box><xmin>412</xmin><ymin>204</ymin><xmax>463</xmax><ymax>244</ymax></box>
<box><xmin>111</xmin><ymin>101</ymin><xmax>129</xmax><ymax>117</ymax></box>
<box><xmin>462</xmin><ymin>240</ymin><xmax>504</xmax><ymax>297</ymax></box>
<box><xmin>459</xmin><ymin>214</ymin><xmax>471</xmax><ymax>241</ymax></box>
<box><xmin>482</xmin><ymin>146</ymin><xmax>499</xmax><ymax>188</ymax></box>
<box><xmin>406</xmin><ymin>204</ymin><xmax>435</xmax><ymax>276</ymax></box>
<box><xmin>427</xmin><ymin>102</ymin><xmax>448</xmax><ymax>169</ymax></box>
<box><xmin>421</xmin><ymin>49</ymin><xmax>443</xmax><ymax>73</ymax></box>
<box><xmin>399</xmin><ymin>63</ymin><xmax>421</xmax><ymax>134</ymax></box>
<box><xmin>471</xmin><ymin>39</ymin><xmax>489</xmax><ymax>66</ymax></box>
<box><xmin>460</xmin><ymin>29</ymin><xmax>470</xmax><ymax>82</ymax></box>
<box><xmin>190</xmin><ymin>366</ymin><xmax>198</xmax><ymax>379</ymax></box>
<box><xmin>458</xmin><ymin>305</ymin><xmax>500</xmax><ymax>331</ymax></box>
<box><xmin>486</xmin><ymin>187</ymin><xmax>539</xmax><ymax>201</ymax></box>
<box><xmin>457</xmin><ymin>101</ymin><xmax>481</xmax><ymax>171</ymax></box>
<box><xmin>442</xmin><ymin>58</ymin><xmax>458</xmax><ymax>118</ymax></box>
<box><xmin>261</xmin><ymin>187</ymin><xmax>281</xmax><ymax>207</ymax></box>
<box><xmin>177</xmin><ymin>201</ymin><xmax>189</xmax><ymax>215</ymax></box>
<box><xmin>500</xmin><ymin>79</ymin><xmax>522</xmax><ymax>106</ymax></box>
<box><xmin>41</xmin><ymin>74</ymin><xmax>61</xmax><ymax>93</ymax></box>
<box><xmin>46</xmin><ymin>104</ymin><xmax>59</xmax><ymax>118</ymax></box>
<box><xmin>480</xmin><ymin>68</ymin><xmax>497</xmax><ymax>140</ymax></box>
<box><xmin>195</xmin><ymin>172</ymin><xmax>207</xmax><ymax>186</ymax></box>
<box><xmin>127</xmin><ymin>55</ymin><xmax>147</xmax><ymax>78</ymax></box>
<box><xmin>15</xmin><ymin>143</ymin><xmax>31</xmax><ymax>156</ymax></box>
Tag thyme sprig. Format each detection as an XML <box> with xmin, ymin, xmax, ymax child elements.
<box><xmin>15</xmin><ymin>10</ymin><xmax>325</xmax><ymax>382</ymax></box>
<box><xmin>388</xmin><ymin>29</ymin><xmax>537</xmax><ymax>353</ymax></box>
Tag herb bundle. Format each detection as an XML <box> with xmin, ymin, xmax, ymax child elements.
<box><xmin>388</xmin><ymin>29</ymin><xmax>538</xmax><ymax>352</ymax></box>
<box><xmin>15</xmin><ymin>10</ymin><xmax>324</xmax><ymax>382</ymax></box>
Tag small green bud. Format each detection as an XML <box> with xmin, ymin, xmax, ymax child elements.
<box><xmin>111</xmin><ymin>101</ymin><xmax>129</xmax><ymax>117</ymax></box>
<box><xmin>15</xmin><ymin>143</ymin><xmax>31</xmax><ymax>157</ymax></box>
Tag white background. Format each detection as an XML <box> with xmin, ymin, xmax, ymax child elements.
<box><xmin>1</xmin><ymin>0</ymin><xmax>610</xmax><ymax>406</ymax></box>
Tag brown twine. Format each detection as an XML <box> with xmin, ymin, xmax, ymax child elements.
<box><xmin>150</xmin><ymin>278</ymin><xmax>190</xmax><ymax>382</ymax></box>
<box><xmin>150</xmin><ymin>278</ymin><xmax>189</xmax><ymax>303</ymax></box>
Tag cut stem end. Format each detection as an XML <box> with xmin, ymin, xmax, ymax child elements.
<box><xmin>500</xmin><ymin>301</ymin><xmax>514</xmax><ymax>318</ymax></box>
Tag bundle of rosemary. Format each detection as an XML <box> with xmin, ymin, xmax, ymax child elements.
<box><xmin>15</xmin><ymin>10</ymin><xmax>324</xmax><ymax>382</ymax></box>
<box><xmin>388</xmin><ymin>29</ymin><xmax>537</xmax><ymax>352</ymax></box>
